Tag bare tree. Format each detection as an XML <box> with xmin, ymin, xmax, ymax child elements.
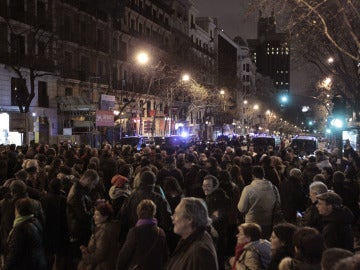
<box><xmin>248</xmin><ymin>0</ymin><xmax>360</xmax><ymax>113</ymax></box>
<box><xmin>1</xmin><ymin>4</ymin><xmax>56</xmax><ymax>144</ymax></box>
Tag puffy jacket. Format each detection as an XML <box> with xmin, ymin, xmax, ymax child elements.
<box><xmin>4</xmin><ymin>217</ymin><xmax>47</xmax><ymax>270</ymax></box>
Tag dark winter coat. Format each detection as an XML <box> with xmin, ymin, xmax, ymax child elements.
<box><xmin>116</xmin><ymin>223</ymin><xmax>168</xmax><ymax>270</ymax></box>
<box><xmin>99</xmin><ymin>155</ymin><xmax>117</xmax><ymax>194</ymax></box>
<box><xmin>166</xmin><ymin>229</ymin><xmax>218</xmax><ymax>270</ymax></box>
<box><xmin>4</xmin><ymin>217</ymin><xmax>47</xmax><ymax>270</ymax></box>
<box><xmin>279</xmin><ymin>176</ymin><xmax>306</xmax><ymax>223</ymax></box>
<box><xmin>40</xmin><ymin>191</ymin><xmax>69</xmax><ymax>254</ymax></box>
<box><xmin>205</xmin><ymin>188</ymin><xmax>230</xmax><ymax>234</ymax></box>
<box><xmin>120</xmin><ymin>185</ymin><xmax>172</xmax><ymax>232</ymax></box>
<box><xmin>79</xmin><ymin>221</ymin><xmax>121</xmax><ymax>270</ymax></box>
<box><xmin>0</xmin><ymin>194</ymin><xmax>44</xmax><ymax>254</ymax></box>
<box><xmin>66</xmin><ymin>181</ymin><xmax>94</xmax><ymax>245</ymax></box>
<box><xmin>301</xmin><ymin>203</ymin><xmax>323</xmax><ymax>232</ymax></box>
<box><xmin>321</xmin><ymin>206</ymin><xmax>354</xmax><ymax>251</ymax></box>
<box><xmin>263</xmin><ymin>165</ymin><xmax>280</xmax><ymax>187</ymax></box>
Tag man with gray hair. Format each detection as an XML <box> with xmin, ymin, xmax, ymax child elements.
<box><xmin>301</xmin><ymin>181</ymin><xmax>328</xmax><ymax>231</ymax></box>
<box><xmin>167</xmin><ymin>197</ymin><xmax>218</xmax><ymax>270</ymax></box>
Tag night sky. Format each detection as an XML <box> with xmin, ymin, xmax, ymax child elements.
<box><xmin>194</xmin><ymin>0</ymin><xmax>309</xmax><ymax>96</ymax></box>
<box><xmin>194</xmin><ymin>0</ymin><xmax>258</xmax><ymax>39</ymax></box>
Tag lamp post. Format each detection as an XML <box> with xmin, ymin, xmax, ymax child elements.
<box><xmin>220</xmin><ymin>90</ymin><xmax>225</xmax><ymax>112</ymax></box>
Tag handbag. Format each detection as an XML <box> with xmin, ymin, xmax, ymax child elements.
<box><xmin>128</xmin><ymin>227</ymin><xmax>160</xmax><ymax>270</ymax></box>
<box><xmin>271</xmin><ymin>184</ymin><xmax>285</xmax><ymax>225</ymax></box>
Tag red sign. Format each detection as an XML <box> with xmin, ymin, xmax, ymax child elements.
<box><xmin>96</xmin><ymin>110</ymin><xmax>114</xmax><ymax>127</ymax></box>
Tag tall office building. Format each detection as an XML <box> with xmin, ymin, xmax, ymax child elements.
<box><xmin>248</xmin><ymin>10</ymin><xmax>290</xmax><ymax>94</ymax></box>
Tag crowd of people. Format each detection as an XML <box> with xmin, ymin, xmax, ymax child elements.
<box><xmin>0</xmin><ymin>139</ymin><xmax>360</xmax><ymax>270</ymax></box>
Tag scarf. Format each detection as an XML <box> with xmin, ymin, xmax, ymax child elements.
<box><xmin>8</xmin><ymin>214</ymin><xmax>34</xmax><ymax>241</ymax></box>
<box><xmin>232</xmin><ymin>241</ymin><xmax>250</xmax><ymax>270</ymax></box>
<box><xmin>136</xmin><ymin>218</ymin><xmax>157</xmax><ymax>227</ymax></box>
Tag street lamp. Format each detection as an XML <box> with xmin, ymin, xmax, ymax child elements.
<box><xmin>327</xmin><ymin>57</ymin><xmax>334</xmax><ymax>64</ymax></box>
<box><xmin>220</xmin><ymin>90</ymin><xmax>225</xmax><ymax>112</ymax></box>
<box><xmin>182</xmin><ymin>74</ymin><xmax>190</xmax><ymax>82</ymax></box>
<box><xmin>136</xmin><ymin>51</ymin><xmax>150</xmax><ymax>65</ymax></box>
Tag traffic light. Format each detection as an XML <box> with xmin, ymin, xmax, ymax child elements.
<box><xmin>278</xmin><ymin>91</ymin><xmax>289</xmax><ymax>107</ymax></box>
<box><xmin>330</xmin><ymin>117</ymin><xmax>345</xmax><ymax>129</ymax></box>
<box><xmin>329</xmin><ymin>95</ymin><xmax>346</xmax><ymax>130</ymax></box>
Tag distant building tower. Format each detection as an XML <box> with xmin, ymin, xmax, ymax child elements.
<box><xmin>248</xmin><ymin>10</ymin><xmax>290</xmax><ymax>94</ymax></box>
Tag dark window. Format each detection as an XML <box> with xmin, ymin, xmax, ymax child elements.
<box><xmin>63</xmin><ymin>15</ymin><xmax>71</xmax><ymax>39</ymax></box>
<box><xmin>147</xmin><ymin>100</ymin><xmax>151</xmax><ymax>113</ymax></box>
<box><xmin>112</xmin><ymin>37</ymin><xmax>117</xmax><ymax>53</ymax></box>
<box><xmin>38</xmin><ymin>41</ymin><xmax>46</xmax><ymax>57</ymax></box>
<box><xmin>65</xmin><ymin>87</ymin><xmax>73</xmax><ymax>96</ymax></box>
<box><xmin>130</xmin><ymin>19</ymin><xmax>136</xmax><ymax>32</ymax></box>
<box><xmin>80</xmin><ymin>56</ymin><xmax>90</xmax><ymax>80</ymax></box>
<box><xmin>119</xmin><ymin>41</ymin><xmax>127</xmax><ymax>60</ymax></box>
<box><xmin>11</xmin><ymin>77</ymin><xmax>27</xmax><ymax>106</ymax></box>
<box><xmin>97</xmin><ymin>60</ymin><xmax>103</xmax><ymax>76</ymax></box>
<box><xmin>37</xmin><ymin>1</ymin><xmax>47</xmax><ymax>24</ymax></box>
<box><xmin>64</xmin><ymin>51</ymin><xmax>72</xmax><ymax>75</ymax></box>
<box><xmin>11</xmin><ymin>34</ymin><xmax>25</xmax><ymax>58</ymax></box>
<box><xmin>38</xmin><ymin>81</ymin><xmax>48</xmax><ymax>107</ymax></box>
<box><xmin>10</xmin><ymin>0</ymin><xmax>25</xmax><ymax>21</ymax></box>
<box><xmin>97</xmin><ymin>29</ymin><xmax>103</xmax><ymax>49</ymax></box>
<box><xmin>112</xmin><ymin>67</ymin><xmax>117</xmax><ymax>87</ymax></box>
<box><xmin>80</xmin><ymin>22</ymin><xmax>87</xmax><ymax>44</ymax></box>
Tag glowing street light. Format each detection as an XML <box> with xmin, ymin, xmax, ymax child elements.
<box><xmin>327</xmin><ymin>57</ymin><xmax>334</xmax><ymax>64</ymax></box>
<box><xmin>253</xmin><ymin>104</ymin><xmax>259</xmax><ymax>110</ymax></box>
<box><xmin>220</xmin><ymin>90</ymin><xmax>225</xmax><ymax>111</ymax></box>
<box><xmin>182</xmin><ymin>74</ymin><xmax>190</xmax><ymax>82</ymax></box>
<box><xmin>136</xmin><ymin>52</ymin><xmax>149</xmax><ymax>65</ymax></box>
<box><xmin>321</xmin><ymin>77</ymin><xmax>332</xmax><ymax>89</ymax></box>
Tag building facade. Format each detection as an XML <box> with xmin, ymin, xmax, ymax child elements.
<box><xmin>0</xmin><ymin>0</ymin><xmax>222</xmax><ymax>145</ymax></box>
<box><xmin>248</xmin><ymin>11</ymin><xmax>290</xmax><ymax>94</ymax></box>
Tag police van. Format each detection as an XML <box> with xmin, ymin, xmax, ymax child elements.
<box><xmin>289</xmin><ymin>135</ymin><xmax>318</xmax><ymax>155</ymax></box>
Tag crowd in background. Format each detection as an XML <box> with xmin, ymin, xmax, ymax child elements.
<box><xmin>0</xmin><ymin>138</ymin><xmax>360</xmax><ymax>270</ymax></box>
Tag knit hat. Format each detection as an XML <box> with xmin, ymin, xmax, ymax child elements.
<box><xmin>273</xmin><ymin>223</ymin><xmax>297</xmax><ymax>246</ymax></box>
<box><xmin>316</xmin><ymin>191</ymin><xmax>343</xmax><ymax>206</ymax></box>
<box><xmin>111</xmin><ymin>174</ymin><xmax>128</xmax><ymax>188</ymax></box>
